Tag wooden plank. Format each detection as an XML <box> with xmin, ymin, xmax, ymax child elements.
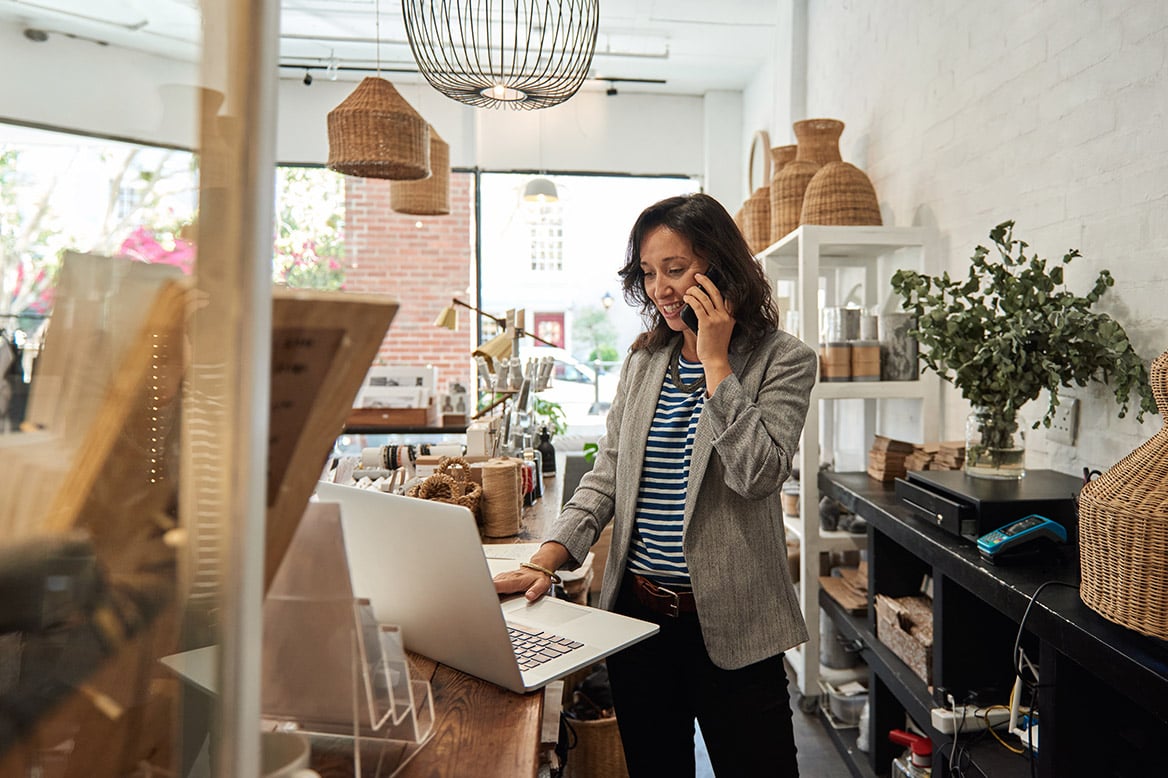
<box><xmin>821</xmin><ymin>576</ymin><xmax>867</xmax><ymax>615</ymax></box>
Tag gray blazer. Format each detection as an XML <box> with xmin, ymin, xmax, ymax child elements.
<box><xmin>546</xmin><ymin>329</ymin><xmax>818</xmax><ymax>670</ymax></box>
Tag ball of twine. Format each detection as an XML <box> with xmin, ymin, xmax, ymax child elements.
<box><xmin>479</xmin><ymin>458</ymin><xmax>522</xmax><ymax>538</ymax></box>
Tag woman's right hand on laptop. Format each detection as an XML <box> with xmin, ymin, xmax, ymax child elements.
<box><xmin>493</xmin><ymin>541</ymin><xmax>571</xmax><ymax>602</ymax></box>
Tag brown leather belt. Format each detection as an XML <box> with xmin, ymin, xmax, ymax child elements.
<box><xmin>630</xmin><ymin>574</ymin><xmax>697</xmax><ymax>618</ymax></box>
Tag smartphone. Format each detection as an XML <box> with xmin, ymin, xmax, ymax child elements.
<box><xmin>680</xmin><ymin>267</ymin><xmax>721</xmax><ymax>333</ymax></box>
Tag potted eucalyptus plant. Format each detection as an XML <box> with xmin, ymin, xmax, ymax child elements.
<box><xmin>891</xmin><ymin>220</ymin><xmax>1156</xmax><ymax>478</ymax></box>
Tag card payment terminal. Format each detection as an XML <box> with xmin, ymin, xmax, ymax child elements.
<box><xmin>977</xmin><ymin>514</ymin><xmax>1067</xmax><ymax>563</ymax></box>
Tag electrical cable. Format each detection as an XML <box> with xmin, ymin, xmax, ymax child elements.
<box><xmin>950</xmin><ymin>697</ymin><xmax>968</xmax><ymax>774</ymax></box>
<box><xmin>1011</xmin><ymin>580</ymin><xmax>1075</xmax><ymax>777</ymax></box>
<box><xmin>1013</xmin><ymin>580</ymin><xmax>1076</xmax><ymax>679</ymax></box>
<box><xmin>982</xmin><ymin>705</ymin><xmax>1026</xmax><ymax>754</ymax></box>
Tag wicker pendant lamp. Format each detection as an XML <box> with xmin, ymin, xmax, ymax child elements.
<box><xmin>390</xmin><ymin>125</ymin><xmax>450</xmax><ymax>215</ymax></box>
<box><xmin>326</xmin><ymin>77</ymin><xmax>430</xmax><ymax>180</ymax></box>
<box><xmin>327</xmin><ymin>1</ymin><xmax>430</xmax><ymax>179</ymax></box>
<box><xmin>401</xmin><ymin>0</ymin><xmax>600</xmax><ymax>110</ymax></box>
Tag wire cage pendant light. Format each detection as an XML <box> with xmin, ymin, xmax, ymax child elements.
<box><xmin>402</xmin><ymin>0</ymin><xmax>600</xmax><ymax>111</ymax></box>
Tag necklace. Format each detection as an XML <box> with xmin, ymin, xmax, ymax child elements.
<box><xmin>670</xmin><ymin>342</ymin><xmax>706</xmax><ymax>394</ymax></box>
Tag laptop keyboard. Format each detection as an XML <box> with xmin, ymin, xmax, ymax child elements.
<box><xmin>508</xmin><ymin>626</ymin><xmax>585</xmax><ymax>670</ymax></box>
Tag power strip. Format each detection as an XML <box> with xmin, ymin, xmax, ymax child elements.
<box><xmin>931</xmin><ymin>705</ymin><xmax>1012</xmax><ymax>734</ymax></box>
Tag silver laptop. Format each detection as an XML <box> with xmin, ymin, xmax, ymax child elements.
<box><xmin>314</xmin><ymin>481</ymin><xmax>658</xmax><ymax>694</ymax></box>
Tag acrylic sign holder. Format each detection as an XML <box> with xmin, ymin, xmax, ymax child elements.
<box><xmin>262</xmin><ymin>501</ymin><xmax>434</xmax><ymax>776</ymax></box>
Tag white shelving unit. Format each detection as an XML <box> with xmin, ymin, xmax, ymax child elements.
<box><xmin>760</xmin><ymin>225</ymin><xmax>939</xmax><ymax>706</ymax></box>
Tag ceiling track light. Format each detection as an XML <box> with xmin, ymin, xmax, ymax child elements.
<box><xmin>303</xmin><ymin>69</ymin><xmax>313</xmax><ymax>85</ymax></box>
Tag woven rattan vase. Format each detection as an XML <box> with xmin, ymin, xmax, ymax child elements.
<box><xmin>1078</xmin><ymin>349</ymin><xmax>1168</xmax><ymax>640</ymax></box>
<box><xmin>740</xmin><ymin>130</ymin><xmax>773</xmax><ymax>254</ymax></box>
<box><xmin>390</xmin><ymin>126</ymin><xmax>450</xmax><ymax>215</ymax></box>
<box><xmin>767</xmin><ymin>144</ymin><xmax>797</xmax><ymax>243</ymax></box>
<box><xmin>327</xmin><ymin>77</ymin><xmax>430</xmax><ymax>180</ymax></box>
<box><xmin>801</xmin><ymin>161</ymin><xmax>882</xmax><ymax>226</ymax></box>
<box><xmin>742</xmin><ymin>186</ymin><xmax>771</xmax><ymax>254</ymax></box>
<box><xmin>771</xmin><ymin>119</ymin><xmax>844</xmax><ymax>239</ymax></box>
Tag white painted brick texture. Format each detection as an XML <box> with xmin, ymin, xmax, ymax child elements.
<box><xmin>793</xmin><ymin>0</ymin><xmax>1168</xmax><ymax>472</ymax></box>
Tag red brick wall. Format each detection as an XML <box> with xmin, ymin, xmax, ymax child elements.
<box><xmin>343</xmin><ymin>172</ymin><xmax>475</xmax><ymax>394</ymax></box>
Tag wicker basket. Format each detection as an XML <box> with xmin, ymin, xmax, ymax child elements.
<box><xmin>406</xmin><ymin>456</ymin><xmax>482</xmax><ymax>516</ymax></box>
<box><xmin>741</xmin><ymin>130</ymin><xmax>773</xmax><ymax>254</ymax></box>
<box><xmin>390</xmin><ymin>125</ymin><xmax>450</xmax><ymax>215</ymax></box>
<box><xmin>801</xmin><ymin>161</ymin><xmax>882</xmax><ymax>226</ymax></box>
<box><xmin>742</xmin><ymin>186</ymin><xmax>771</xmax><ymax>254</ymax></box>
<box><xmin>1078</xmin><ymin>349</ymin><xmax>1168</xmax><ymax>640</ymax></box>
<box><xmin>564</xmin><ymin>716</ymin><xmax>629</xmax><ymax>778</ymax></box>
<box><xmin>768</xmin><ymin>144</ymin><xmax>797</xmax><ymax>243</ymax></box>
<box><xmin>327</xmin><ymin>77</ymin><xmax>430</xmax><ymax>180</ymax></box>
<box><xmin>771</xmin><ymin>119</ymin><xmax>844</xmax><ymax>240</ymax></box>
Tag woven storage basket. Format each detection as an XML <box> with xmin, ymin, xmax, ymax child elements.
<box><xmin>327</xmin><ymin>77</ymin><xmax>430</xmax><ymax>180</ymax></box>
<box><xmin>801</xmin><ymin>161</ymin><xmax>882</xmax><ymax>226</ymax></box>
<box><xmin>565</xmin><ymin>716</ymin><xmax>629</xmax><ymax>778</ymax></box>
<box><xmin>1078</xmin><ymin>349</ymin><xmax>1168</xmax><ymax>640</ymax></box>
<box><xmin>405</xmin><ymin>456</ymin><xmax>482</xmax><ymax>516</ymax></box>
<box><xmin>740</xmin><ymin>130</ymin><xmax>772</xmax><ymax>254</ymax></box>
<box><xmin>767</xmin><ymin>144</ymin><xmax>797</xmax><ymax>243</ymax></box>
<box><xmin>742</xmin><ymin>187</ymin><xmax>771</xmax><ymax>255</ymax></box>
<box><xmin>771</xmin><ymin>119</ymin><xmax>844</xmax><ymax>239</ymax></box>
<box><xmin>390</xmin><ymin>125</ymin><xmax>450</xmax><ymax>215</ymax></box>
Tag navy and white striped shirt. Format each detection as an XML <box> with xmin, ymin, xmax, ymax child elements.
<box><xmin>626</xmin><ymin>354</ymin><xmax>705</xmax><ymax>585</ymax></box>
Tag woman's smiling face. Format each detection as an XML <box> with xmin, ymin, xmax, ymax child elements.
<box><xmin>639</xmin><ymin>225</ymin><xmax>709</xmax><ymax>332</ymax></box>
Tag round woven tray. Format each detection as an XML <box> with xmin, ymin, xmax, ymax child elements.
<box><xmin>1078</xmin><ymin>349</ymin><xmax>1168</xmax><ymax>640</ymax></box>
<box><xmin>327</xmin><ymin>77</ymin><xmax>430</xmax><ymax>180</ymax></box>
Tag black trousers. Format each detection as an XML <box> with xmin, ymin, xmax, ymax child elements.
<box><xmin>604</xmin><ymin>575</ymin><xmax>800</xmax><ymax>777</ymax></box>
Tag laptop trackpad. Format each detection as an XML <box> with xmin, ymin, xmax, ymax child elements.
<box><xmin>504</xmin><ymin>596</ymin><xmax>590</xmax><ymax>627</ymax></box>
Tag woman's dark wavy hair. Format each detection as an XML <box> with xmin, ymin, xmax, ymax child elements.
<box><xmin>619</xmin><ymin>193</ymin><xmax>781</xmax><ymax>353</ymax></box>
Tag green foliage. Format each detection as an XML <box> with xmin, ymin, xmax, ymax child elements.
<box><xmin>891</xmin><ymin>221</ymin><xmax>1156</xmax><ymax>445</ymax></box>
<box><xmin>588</xmin><ymin>344</ymin><xmax>619</xmax><ymax>364</ymax></box>
<box><xmin>533</xmin><ymin>396</ymin><xmax>568</xmax><ymax>437</ymax></box>
<box><xmin>573</xmin><ymin>306</ymin><xmax>617</xmax><ymax>361</ymax></box>
<box><xmin>583</xmin><ymin>442</ymin><xmax>598</xmax><ymax>463</ymax></box>
<box><xmin>273</xmin><ymin>167</ymin><xmax>345</xmax><ymax>290</ymax></box>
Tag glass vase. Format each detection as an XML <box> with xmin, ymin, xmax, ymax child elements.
<box><xmin>964</xmin><ymin>407</ymin><xmax>1026</xmax><ymax>479</ymax></box>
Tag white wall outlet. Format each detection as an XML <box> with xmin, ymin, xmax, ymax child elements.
<box><xmin>1047</xmin><ymin>398</ymin><xmax>1079</xmax><ymax>446</ymax></box>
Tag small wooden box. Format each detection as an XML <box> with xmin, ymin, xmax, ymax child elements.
<box><xmin>875</xmin><ymin>593</ymin><xmax>933</xmax><ymax>684</ymax></box>
<box><xmin>347</xmin><ymin>402</ymin><xmax>437</xmax><ymax>429</ymax></box>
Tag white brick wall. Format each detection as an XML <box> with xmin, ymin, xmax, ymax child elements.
<box><xmin>766</xmin><ymin>0</ymin><xmax>1168</xmax><ymax>474</ymax></box>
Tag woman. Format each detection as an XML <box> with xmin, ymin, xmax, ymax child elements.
<box><xmin>494</xmin><ymin>193</ymin><xmax>816</xmax><ymax>776</ymax></box>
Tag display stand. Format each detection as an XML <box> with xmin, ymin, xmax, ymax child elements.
<box><xmin>261</xmin><ymin>501</ymin><xmax>434</xmax><ymax>775</ymax></box>
<box><xmin>761</xmin><ymin>225</ymin><xmax>939</xmax><ymax>709</ymax></box>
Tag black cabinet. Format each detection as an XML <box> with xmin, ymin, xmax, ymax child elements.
<box><xmin>819</xmin><ymin>471</ymin><xmax>1168</xmax><ymax>777</ymax></box>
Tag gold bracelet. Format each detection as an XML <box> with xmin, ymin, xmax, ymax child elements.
<box><xmin>520</xmin><ymin>561</ymin><xmax>563</xmax><ymax>585</ymax></box>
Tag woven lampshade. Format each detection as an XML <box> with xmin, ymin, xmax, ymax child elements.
<box><xmin>390</xmin><ymin>126</ymin><xmax>450</xmax><ymax>215</ymax></box>
<box><xmin>327</xmin><ymin>77</ymin><xmax>430</xmax><ymax>180</ymax></box>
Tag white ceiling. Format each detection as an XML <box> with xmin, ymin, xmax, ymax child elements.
<box><xmin>0</xmin><ymin>0</ymin><xmax>777</xmax><ymax>97</ymax></box>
